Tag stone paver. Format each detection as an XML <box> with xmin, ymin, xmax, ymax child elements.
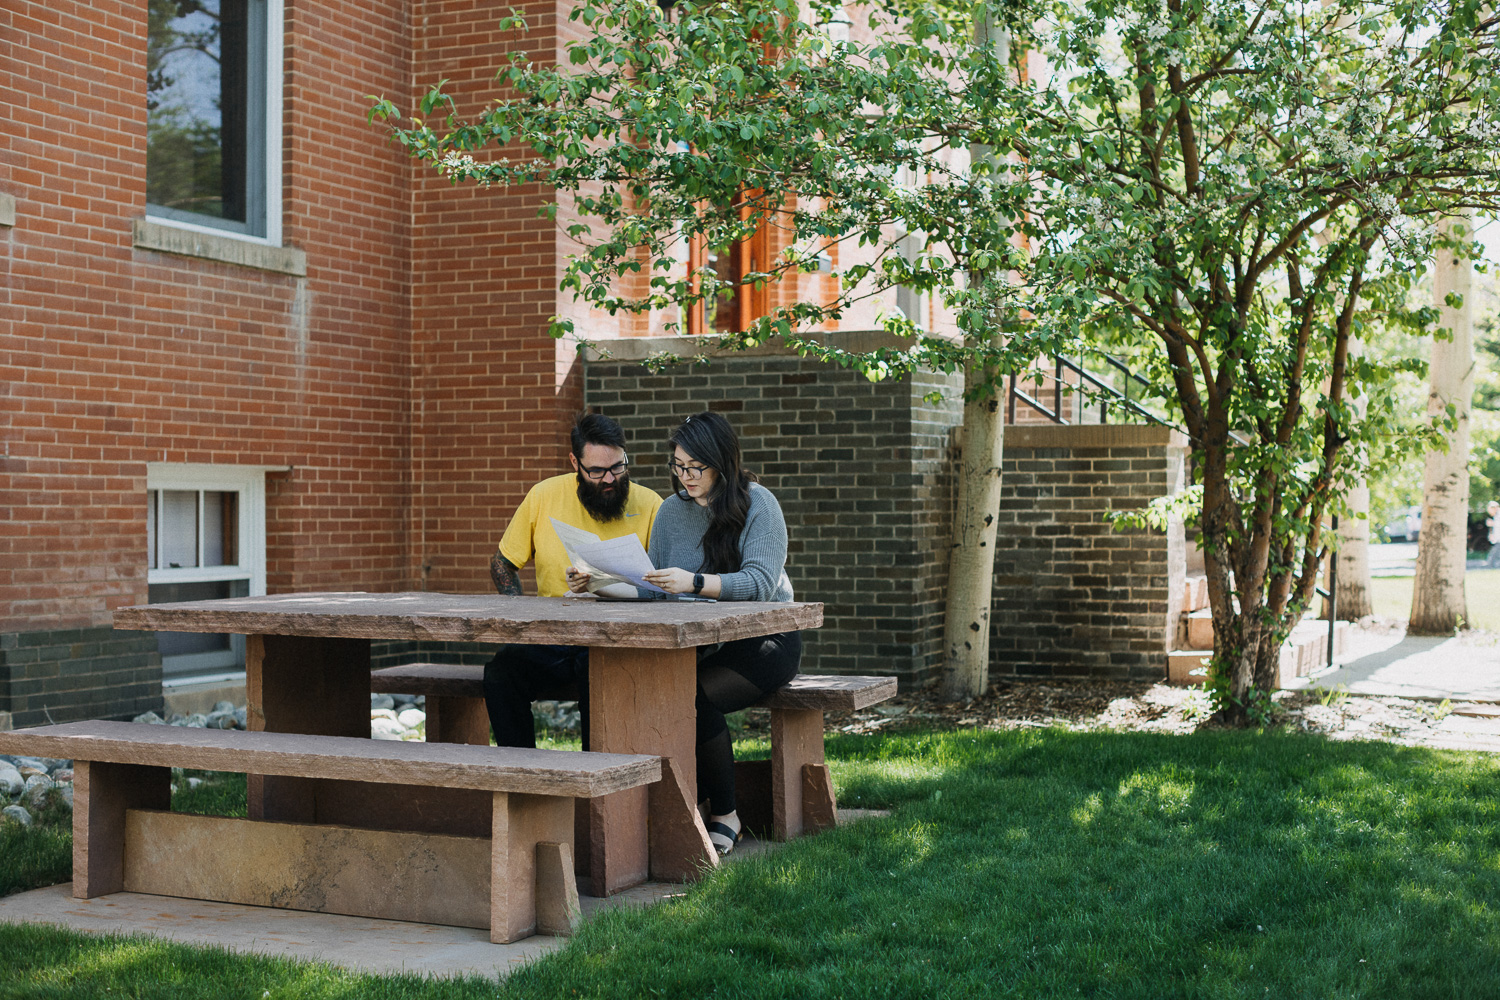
<box><xmin>0</xmin><ymin>809</ymin><xmax>888</xmax><ymax>979</ymax></box>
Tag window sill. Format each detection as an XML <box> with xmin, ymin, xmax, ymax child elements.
<box><xmin>134</xmin><ymin>218</ymin><xmax>306</xmax><ymax>276</ymax></box>
<box><xmin>0</xmin><ymin>192</ymin><xmax>15</xmax><ymax>227</ymax></box>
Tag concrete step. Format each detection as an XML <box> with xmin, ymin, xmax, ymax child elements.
<box><xmin>1181</xmin><ymin>575</ymin><xmax>1209</xmax><ymax>614</ymax></box>
<box><xmin>1168</xmin><ymin>650</ymin><xmax>1212</xmax><ymax>685</ymax></box>
<box><xmin>1167</xmin><ymin>620</ymin><xmax>1349</xmax><ymax>688</ymax></box>
<box><xmin>1185</xmin><ymin>609</ymin><xmax>1214</xmax><ymax>650</ymax></box>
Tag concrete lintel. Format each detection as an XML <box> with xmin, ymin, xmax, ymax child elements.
<box><xmin>133</xmin><ymin>219</ymin><xmax>307</xmax><ymax>276</ymax></box>
<box><xmin>582</xmin><ymin>330</ymin><xmax>913</xmax><ymax>363</ymax></box>
<box><xmin>0</xmin><ymin>192</ymin><xmax>15</xmax><ymax>227</ymax></box>
<box><xmin>1003</xmin><ymin>424</ymin><xmax>1188</xmax><ymax>450</ymax></box>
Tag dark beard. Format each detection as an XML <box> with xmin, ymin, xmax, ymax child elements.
<box><xmin>577</xmin><ymin>472</ymin><xmax>630</xmax><ymax>522</ymax></box>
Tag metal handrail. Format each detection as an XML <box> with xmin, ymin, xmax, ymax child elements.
<box><xmin>1007</xmin><ymin>354</ymin><xmax>1176</xmax><ymax>430</ymax></box>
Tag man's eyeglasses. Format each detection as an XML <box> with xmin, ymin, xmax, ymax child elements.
<box><xmin>580</xmin><ymin>458</ymin><xmax>629</xmax><ymax>481</ymax></box>
<box><xmin>669</xmin><ymin>461</ymin><xmax>709</xmax><ymax>481</ymax></box>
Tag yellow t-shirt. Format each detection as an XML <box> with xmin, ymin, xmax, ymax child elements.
<box><xmin>498</xmin><ymin>474</ymin><xmax>663</xmax><ymax>598</ymax></box>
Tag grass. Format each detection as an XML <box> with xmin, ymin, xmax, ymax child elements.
<box><xmin>5</xmin><ymin>727</ymin><xmax>1500</xmax><ymax>997</ymax></box>
<box><xmin>1370</xmin><ymin>567</ymin><xmax>1500</xmax><ymax>630</ymax></box>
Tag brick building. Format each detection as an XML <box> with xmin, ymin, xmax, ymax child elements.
<box><xmin>3</xmin><ymin>1</ymin><xmax>1183</xmax><ymax>729</ymax></box>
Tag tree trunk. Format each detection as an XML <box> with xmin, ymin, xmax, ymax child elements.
<box><xmin>940</xmin><ymin>379</ymin><xmax>1005</xmax><ymax>699</ymax></box>
<box><xmin>938</xmin><ymin>4</ymin><xmax>1009</xmax><ymax>701</ymax></box>
<box><xmin>1410</xmin><ymin>214</ymin><xmax>1474</xmax><ymax>633</ymax></box>
<box><xmin>1334</xmin><ymin>483</ymin><xmax>1374</xmax><ymax>619</ymax></box>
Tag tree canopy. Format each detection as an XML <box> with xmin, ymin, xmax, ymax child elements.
<box><xmin>372</xmin><ymin>0</ymin><xmax>1500</xmax><ymax>721</ymax></box>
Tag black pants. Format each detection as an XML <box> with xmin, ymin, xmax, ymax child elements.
<box><xmin>696</xmin><ymin>630</ymin><xmax>802</xmax><ymax>816</ymax></box>
<box><xmin>482</xmin><ymin>632</ymin><xmax>801</xmax><ymax>816</ymax></box>
<box><xmin>482</xmin><ymin>643</ymin><xmax>589</xmax><ymax>749</ymax></box>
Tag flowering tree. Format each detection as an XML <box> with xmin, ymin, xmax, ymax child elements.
<box><xmin>371</xmin><ymin>0</ymin><xmax>1500</xmax><ymax>721</ymax></box>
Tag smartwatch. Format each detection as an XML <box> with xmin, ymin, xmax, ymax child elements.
<box><xmin>692</xmin><ymin>573</ymin><xmax>705</xmax><ymax>595</ymax></box>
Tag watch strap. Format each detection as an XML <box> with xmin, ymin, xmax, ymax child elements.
<box><xmin>692</xmin><ymin>573</ymin><xmax>705</xmax><ymax>594</ymax></box>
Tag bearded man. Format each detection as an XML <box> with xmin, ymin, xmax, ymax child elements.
<box><xmin>483</xmin><ymin>412</ymin><xmax>662</xmax><ymax>748</ymax></box>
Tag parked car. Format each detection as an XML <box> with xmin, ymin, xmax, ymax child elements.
<box><xmin>1383</xmin><ymin>506</ymin><xmax>1422</xmax><ymax>543</ymax></box>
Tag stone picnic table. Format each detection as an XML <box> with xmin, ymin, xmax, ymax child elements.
<box><xmin>113</xmin><ymin>591</ymin><xmax>823</xmax><ymax>896</ymax></box>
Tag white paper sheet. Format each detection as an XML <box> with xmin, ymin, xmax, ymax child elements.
<box><xmin>549</xmin><ymin>517</ymin><xmax>667</xmax><ymax>595</ymax></box>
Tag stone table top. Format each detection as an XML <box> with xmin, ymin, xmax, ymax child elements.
<box><xmin>113</xmin><ymin>591</ymin><xmax>823</xmax><ymax>649</ymax></box>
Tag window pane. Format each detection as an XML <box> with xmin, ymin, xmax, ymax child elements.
<box><xmin>202</xmin><ymin>490</ymin><xmax>238</xmax><ymax>565</ymax></box>
<box><xmin>146</xmin><ymin>0</ymin><xmax>250</xmax><ymax>226</ymax></box>
<box><xmin>150</xmin><ymin>579</ymin><xmax>249</xmax><ymax>676</ymax></box>
<box><xmin>161</xmin><ymin>490</ymin><xmax>199</xmax><ymax>568</ymax></box>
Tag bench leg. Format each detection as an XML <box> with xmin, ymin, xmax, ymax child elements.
<box><xmin>491</xmin><ymin>791</ymin><xmax>576</xmax><ymax>943</ymax></box>
<box><xmin>73</xmin><ymin>760</ymin><xmax>170</xmax><ymax>898</ymax></box>
<box><xmin>770</xmin><ymin>707</ymin><xmax>835</xmax><ymax>840</ymax></box>
<box><xmin>425</xmin><ymin>694</ymin><xmax>490</xmax><ymax>746</ymax></box>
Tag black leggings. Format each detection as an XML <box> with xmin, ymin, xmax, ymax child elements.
<box><xmin>696</xmin><ymin>630</ymin><xmax>802</xmax><ymax>816</ymax></box>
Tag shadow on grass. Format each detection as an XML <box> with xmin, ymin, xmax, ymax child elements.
<box><xmin>513</xmin><ymin>727</ymin><xmax>1500</xmax><ymax>1000</ymax></box>
<box><xmin>3</xmin><ymin>729</ymin><xmax>1500</xmax><ymax>999</ymax></box>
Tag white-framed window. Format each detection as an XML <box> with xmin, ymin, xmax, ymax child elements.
<box><xmin>145</xmin><ymin>0</ymin><xmax>283</xmax><ymax>244</ymax></box>
<box><xmin>146</xmin><ymin>463</ymin><xmax>271</xmax><ymax>679</ymax></box>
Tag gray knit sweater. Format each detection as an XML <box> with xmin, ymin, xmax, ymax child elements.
<box><xmin>648</xmin><ymin>483</ymin><xmax>794</xmax><ymax>602</ymax></box>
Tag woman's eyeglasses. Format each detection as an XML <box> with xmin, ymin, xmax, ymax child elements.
<box><xmin>669</xmin><ymin>460</ymin><xmax>709</xmax><ymax>481</ymax></box>
<box><xmin>580</xmin><ymin>458</ymin><xmax>629</xmax><ymax>481</ymax></box>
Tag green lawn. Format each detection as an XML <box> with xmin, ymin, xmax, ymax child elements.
<box><xmin>5</xmin><ymin>727</ymin><xmax>1500</xmax><ymax>998</ymax></box>
<box><xmin>1370</xmin><ymin>568</ymin><xmax>1500</xmax><ymax>630</ymax></box>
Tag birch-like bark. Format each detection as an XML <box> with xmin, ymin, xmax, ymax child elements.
<box><xmin>1410</xmin><ymin>213</ymin><xmax>1474</xmax><ymax>633</ymax></box>
<box><xmin>1334</xmin><ymin>483</ymin><xmax>1374</xmax><ymax>619</ymax></box>
<box><xmin>938</xmin><ymin>6</ymin><xmax>1008</xmax><ymax>700</ymax></box>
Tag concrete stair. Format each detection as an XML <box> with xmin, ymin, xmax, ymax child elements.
<box><xmin>1167</xmin><ymin>574</ymin><xmax>1348</xmax><ymax>688</ymax></box>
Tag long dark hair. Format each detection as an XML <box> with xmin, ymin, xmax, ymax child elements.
<box><xmin>668</xmin><ymin>411</ymin><xmax>757</xmax><ymax>574</ymax></box>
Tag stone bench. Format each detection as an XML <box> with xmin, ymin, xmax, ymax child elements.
<box><xmin>0</xmin><ymin>721</ymin><xmax>660</xmax><ymax>943</ymax></box>
<box><xmin>370</xmin><ymin>663</ymin><xmax>897</xmax><ymax>840</ymax></box>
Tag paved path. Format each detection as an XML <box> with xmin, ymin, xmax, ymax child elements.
<box><xmin>1284</xmin><ymin>631</ymin><xmax>1500</xmax><ymax>702</ymax></box>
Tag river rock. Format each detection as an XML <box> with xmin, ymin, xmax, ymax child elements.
<box><xmin>2</xmin><ymin>804</ymin><xmax>32</xmax><ymax>827</ymax></box>
<box><xmin>396</xmin><ymin>708</ymin><xmax>426</xmax><ymax>729</ymax></box>
<box><xmin>0</xmin><ymin>765</ymin><xmax>22</xmax><ymax>797</ymax></box>
<box><xmin>184</xmin><ymin>713</ymin><xmax>208</xmax><ymax>728</ymax></box>
<box><xmin>371</xmin><ymin>693</ymin><xmax>395</xmax><ymax>711</ymax></box>
<box><xmin>212</xmin><ymin>700</ymin><xmax>236</xmax><ymax>715</ymax></box>
<box><xmin>22</xmin><ymin>775</ymin><xmax>54</xmax><ymax>808</ymax></box>
<box><xmin>59</xmin><ymin>786</ymin><xmax>74</xmax><ymax>810</ymax></box>
<box><xmin>205</xmin><ymin>711</ymin><xmax>236</xmax><ymax>730</ymax></box>
<box><xmin>133</xmin><ymin>711</ymin><xmax>166</xmax><ymax>725</ymax></box>
<box><xmin>233</xmin><ymin>707</ymin><xmax>248</xmax><ymax>728</ymax></box>
<box><xmin>52</xmin><ymin>768</ymin><xmax>73</xmax><ymax>785</ymax></box>
<box><xmin>370</xmin><ymin>717</ymin><xmax>407</xmax><ymax>740</ymax></box>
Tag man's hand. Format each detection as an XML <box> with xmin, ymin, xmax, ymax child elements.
<box><xmin>490</xmin><ymin>551</ymin><xmax>523</xmax><ymax>596</ymax></box>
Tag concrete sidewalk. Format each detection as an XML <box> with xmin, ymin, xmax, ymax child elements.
<box><xmin>1284</xmin><ymin>629</ymin><xmax>1500</xmax><ymax>703</ymax></box>
<box><xmin>0</xmin><ymin>878</ymin><xmax>678</xmax><ymax>980</ymax></box>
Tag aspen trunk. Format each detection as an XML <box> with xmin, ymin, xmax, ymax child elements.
<box><xmin>939</xmin><ymin>379</ymin><xmax>1006</xmax><ymax>699</ymax></box>
<box><xmin>938</xmin><ymin>4</ymin><xmax>1009</xmax><ymax>701</ymax></box>
<box><xmin>1410</xmin><ymin>214</ymin><xmax>1474</xmax><ymax>633</ymax></box>
<box><xmin>1334</xmin><ymin>483</ymin><xmax>1374</xmax><ymax>620</ymax></box>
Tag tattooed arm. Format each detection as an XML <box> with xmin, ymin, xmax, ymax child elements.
<box><xmin>490</xmin><ymin>550</ymin><xmax>524</xmax><ymax>596</ymax></box>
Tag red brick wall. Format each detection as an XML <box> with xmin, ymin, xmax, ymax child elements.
<box><xmin>408</xmin><ymin>0</ymin><xmax>588</xmax><ymax>595</ymax></box>
<box><xmin>2</xmin><ymin>0</ymin><xmax>417</xmax><ymax>634</ymax></box>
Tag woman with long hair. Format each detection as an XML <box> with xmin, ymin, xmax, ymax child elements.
<box><xmin>573</xmin><ymin>410</ymin><xmax>800</xmax><ymax>855</ymax></box>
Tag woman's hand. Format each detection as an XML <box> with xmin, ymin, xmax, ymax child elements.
<box><xmin>643</xmin><ymin>567</ymin><xmax>695</xmax><ymax>594</ymax></box>
<box><xmin>565</xmin><ymin>566</ymin><xmax>591</xmax><ymax>594</ymax></box>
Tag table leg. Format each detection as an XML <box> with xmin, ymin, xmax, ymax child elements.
<box><xmin>245</xmin><ymin>633</ymin><xmax>370</xmax><ymax>822</ymax></box>
<box><xmin>588</xmin><ymin>645</ymin><xmax>714</xmax><ymax>892</ymax></box>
